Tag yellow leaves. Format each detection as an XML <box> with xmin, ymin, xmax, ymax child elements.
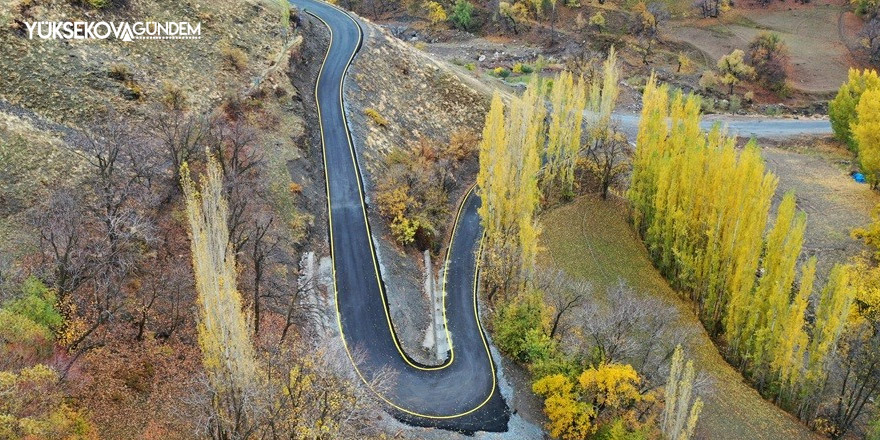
<box><xmin>182</xmin><ymin>155</ymin><xmax>261</xmax><ymax>430</ymax></box>
<box><xmin>853</xmin><ymin>87</ymin><xmax>880</xmax><ymax>185</ymax></box>
<box><xmin>425</xmin><ymin>1</ymin><xmax>447</xmax><ymax>24</ymax></box>
<box><xmin>578</xmin><ymin>363</ymin><xmax>642</xmax><ymax>409</ymax></box>
<box><xmin>477</xmin><ymin>82</ymin><xmax>544</xmax><ymax>299</ymax></box>
<box><xmin>0</xmin><ymin>365</ymin><xmax>95</xmax><ymax>440</ymax></box>
<box><xmin>533</xmin><ymin>374</ymin><xmax>596</xmax><ymax>440</ymax></box>
<box><xmin>534</xmin><ymin>363</ymin><xmax>648</xmax><ymax>440</ymax></box>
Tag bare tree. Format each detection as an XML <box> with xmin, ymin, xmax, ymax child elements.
<box><xmin>864</xmin><ymin>18</ymin><xmax>880</xmax><ymax>68</ymax></box>
<box><xmin>34</xmin><ymin>189</ymin><xmax>91</xmax><ymax>298</ymax></box>
<box><xmin>533</xmin><ymin>268</ymin><xmax>591</xmax><ymax>340</ymax></box>
<box><xmin>577</xmin><ymin>280</ymin><xmax>693</xmax><ymax>388</ymax></box>
<box><xmin>585</xmin><ymin>126</ymin><xmax>631</xmax><ymax>200</ymax></box>
<box><xmin>148</xmin><ymin>107</ymin><xmax>205</xmax><ymax>194</ymax></box>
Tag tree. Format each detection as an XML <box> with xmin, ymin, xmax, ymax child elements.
<box><xmin>694</xmin><ymin>0</ymin><xmax>729</xmax><ymax>18</ymax></box>
<box><xmin>182</xmin><ymin>157</ymin><xmax>262</xmax><ymax>439</ymax></box>
<box><xmin>477</xmin><ymin>80</ymin><xmax>545</xmax><ymax>302</ymax></box>
<box><xmin>632</xmin><ymin>2</ymin><xmax>660</xmax><ymax>66</ymax></box>
<box><xmin>533</xmin><ymin>363</ymin><xmax>647</xmax><ymax>440</ymax></box>
<box><xmin>717</xmin><ymin>49</ymin><xmax>755</xmax><ymax>95</ymax></box>
<box><xmin>662</xmin><ymin>345</ymin><xmax>703</xmax><ymax>440</ymax></box>
<box><xmin>425</xmin><ymin>1</ymin><xmax>447</xmax><ymax>25</ymax></box>
<box><xmin>747</xmin><ymin>32</ymin><xmax>790</xmax><ymax>94</ymax></box>
<box><xmin>853</xmin><ymin>88</ymin><xmax>880</xmax><ymax>187</ymax></box>
<box><xmin>828</xmin><ymin>68</ymin><xmax>879</xmax><ymax>151</ymax></box>
<box><xmin>450</xmin><ymin>0</ymin><xmax>474</xmax><ymax>31</ymax></box>
<box><xmin>863</xmin><ymin>18</ymin><xmax>880</xmax><ymax>67</ymax></box>
<box><xmin>0</xmin><ymin>364</ymin><xmax>95</xmax><ymax>439</ymax></box>
<box><xmin>545</xmin><ymin>71</ymin><xmax>588</xmax><ymax>200</ymax></box>
<box><xmin>499</xmin><ymin>1</ymin><xmax>529</xmax><ymax>34</ymax></box>
<box><xmin>533</xmin><ymin>374</ymin><xmax>597</xmax><ymax>439</ymax></box>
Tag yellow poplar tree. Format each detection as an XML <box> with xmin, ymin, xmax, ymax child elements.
<box><xmin>829</xmin><ymin>68</ymin><xmax>880</xmax><ymax>150</ymax></box>
<box><xmin>772</xmin><ymin>257</ymin><xmax>816</xmax><ymax>399</ymax></box>
<box><xmin>853</xmin><ymin>87</ymin><xmax>880</xmax><ymax>187</ymax></box>
<box><xmin>662</xmin><ymin>345</ymin><xmax>703</xmax><ymax>440</ymax></box>
<box><xmin>545</xmin><ymin>71</ymin><xmax>587</xmax><ymax>200</ymax></box>
<box><xmin>804</xmin><ymin>265</ymin><xmax>854</xmax><ymax>388</ymax></box>
<box><xmin>734</xmin><ymin>192</ymin><xmax>807</xmax><ymax>374</ymax></box>
<box><xmin>477</xmin><ymin>80</ymin><xmax>545</xmax><ymax>302</ymax></box>
<box><xmin>182</xmin><ymin>157</ymin><xmax>261</xmax><ymax>436</ymax></box>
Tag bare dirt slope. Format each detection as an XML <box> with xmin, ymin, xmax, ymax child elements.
<box><xmin>666</xmin><ymin>0</ymin><xmax>854</xmax><ymax>93</ymax></box>
<box><xmin>764</xmin><ymin>141</ymin><xmax>880</xmax><ymax>276</ymax></box>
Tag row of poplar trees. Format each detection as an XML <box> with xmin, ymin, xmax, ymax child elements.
<box><xmin>478</xmin><ymin>50</ymin><xmax>619</xmax><ymax>304</ymax></box>
<box><xmin>628</xmin><ymin>76</ymin><xmax>854</xmax><ymax>415</ymax></box>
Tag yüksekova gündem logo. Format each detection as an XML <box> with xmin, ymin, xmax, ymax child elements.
<box><xmin>25</xmin><ymin>21</ymin><xmax>202</xmax><ymax>42</ymax></box>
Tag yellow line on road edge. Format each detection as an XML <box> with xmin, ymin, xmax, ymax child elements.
<box><xmin>308</xmin><ymin>0</ymin><xmax>497</xmax><ymax>419</ymax></box>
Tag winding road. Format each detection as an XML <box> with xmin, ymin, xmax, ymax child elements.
<box><xmin>292</xmin><ymin>0</ymin><xmax>835</xmax><ymax>434</ymax></box>
<box><xmin>293</xmin><ymin>0</ymin><xmax>510</xmax><ymax>433</ymax></box>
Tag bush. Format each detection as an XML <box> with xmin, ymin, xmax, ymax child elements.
<box><xmin>0</xmin><ymin>309</ymin><xmax>54</xmax><ymax>367</ymax></box>
<box><xmin>450</xmin><ymin>0</ymin><xmax>474</xmax><ymax>31</ymax></box>
<box><xmin>589</xmin><ymin>11</ymin><xmax>606</xmax><ymax>30</ymax></box>
<box><xmin>493</xmin><ymin>293</ymin><xmax>546</xmax><ymax>362</ymax></box>
<box><xmin>425</xmin><ymin>1</ymin><xmax>447</xmax><ymax>25</ymax></box>
<box><xmin>5</xmin><ymin>277</ymin><xmax>62</xmax><ymax>332</ymax></box>
<box><xmin>374</xmin><ymin>134</ymin><xmax>477</xmax><ymax>248</ymax></box>
<box><xmin>698</xmin><ymin>70</ymin><xmax>718</xmax><ymax>91</ymax></box>
<box><xmin>364</xmin><ymin>108</ymin><xmax>389</xmax><ymax>127</ymax></box>
<box><xmin>746</xmin><ymin>32</ymin><xmax>790</xmax><ymax>94</ymax></box>
<box><xmin>493</xmin><ymin>67</ymin><xmax>511</xmax><ymax>78</ymax></box>
<box><xmin>513</xmin><ymin>63</ymin><xmax>534</xmax><ymax>74</ymax></box>
<box><xmin>83</xmin><ymin>0</ymin><xmax>110</xmax><ymax>8</ymax></box>
<box><xmin>0</xmin><ymin>365</ymin><xmax>95</xmax><ymax>439</ymax></box>
<box><xmin>161</xmin><ymin>81</ymin><xmax>188</xmax><ymax>111</ymax></box>
<box><xmin>107</xmin><ymin>63</ymin><xmax>130</xmax><ymax>81</ymax></box>
<box><xmin>464</xmin><ymin>62</ymin><xmax>476</xmax><ymax>71</ymax></box>
<box><xmin>221</xmin><ymin>45</ymin><xmax>249</xmax><ymax>72</ymax></box>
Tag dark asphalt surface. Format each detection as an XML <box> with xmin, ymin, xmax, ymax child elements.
<box><xmin>292</xmin><ymin>0</ymin><xmax>510</xmax><ymax>432</ymax></box>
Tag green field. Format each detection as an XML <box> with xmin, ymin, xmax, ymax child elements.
<box><xmin>540</xmin><ymin>195</ymin><xmax>820</xmax><ymax>440</ymax></box>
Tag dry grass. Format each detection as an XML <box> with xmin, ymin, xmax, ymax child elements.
<box><xmin>0</xmin><ymin>0</ymin><xmax>290</xmax><ymax>122</ymax></box>
<box><xmin>540</xmin><ymin>195</ymin><xmax>820</xmax><ymax>440</ymax></box>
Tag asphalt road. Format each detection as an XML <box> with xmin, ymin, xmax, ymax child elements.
<box><xmin>292</xmin><ymin>0</ymin><xmax>833</xmax><ymax>433</ymax></box>
<box><xmin>292</xmin><ymin>0</ymin><xmax>510</xmax><ymax>433</ymax></box>
<box><xmin>614</xmin><ymin>113</ymin><xmax>833</xmax><ymax>140</ymax></box>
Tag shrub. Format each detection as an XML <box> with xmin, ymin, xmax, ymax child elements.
<box><xmin>698</xmin><ymin>70</ymin><xmax>718</xmax><ymax>91</ymax></box>
<box><xmin>513</xmin><ymin>63</ymin><xmax>534</xmax><ymax>74</ymax></box>
<box><xmin>221</xmin><ymin>45</ymin><xmax>249</xmax><ymax>72</ymax></box>
<box><xmin>450</xmin><ymin>0</ymin><xmax>474</xmax><ymax>31</ymax></box>
<box><xmin>83</xmin><ymin>0</ymin><xmax>110</xmax><ymax>8</ymax></box>
<box><xmin>0</xmin><ymin>309</ymin><xmax>54</xmax><ymax>367</ymax></box>
<box><xmin>446</xmin><ymin>129</ymin><xmax>479</xmax><ymax>161</ymax></box>
<box><xmin>493</xmin><ymin>293</ymin><xmax>546</xmax><ymax>362</ymax></box>
<box><xmin>493</xmin><ymin>67</ymin><xmax>511</xmax><ymax>78</ymax></box>
<box><xmin>107</xmin><ymin>63</ymin><xmax>130</xmax><ymax>81</ymax></box>
<box><xmin>0</xmin><ymin>365</ymin><xmax>95</xmax><ymax>438</ymax></box>
<box><xmin>589</xmin><ymin>11</ymin><xmax>606</xmax><ymax>30</ymax></box>
<box><xmin>425</xmin><ymin>1</ymin><xmax>447</xmax><ymax>25</ymax></box>
<box><xmin>746</xmin><ymin>32</ymin><xmax>789</xmax><ymax>94</ymax></box>
<box><xmin>161</xmin><ymin>81</ymin><xmax>188</xmax><ymax>111</ymax></box>
<box><xmin>364</xmin><ymin>108</ymin><xmax>389</xmax><ymax>127</ymax></box>
<box><xmin>374</xmin><ymin>136</ymin><xmax>464</xmax><ymax>248</ymax></box>
<box><xmin>5</xmin><ymin>277</ymin><xmax>62</xmax><ymax>332</ymax></box>
<box><xmin>464</xmin><ymin>62</ymin><xmax>476</xmax><ymax>71</ymax></box>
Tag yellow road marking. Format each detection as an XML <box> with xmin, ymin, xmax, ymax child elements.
<box><xmin>308</xmin><ymin>0</ymin><xmax>498</xmax><ymax>419</ymax></box>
